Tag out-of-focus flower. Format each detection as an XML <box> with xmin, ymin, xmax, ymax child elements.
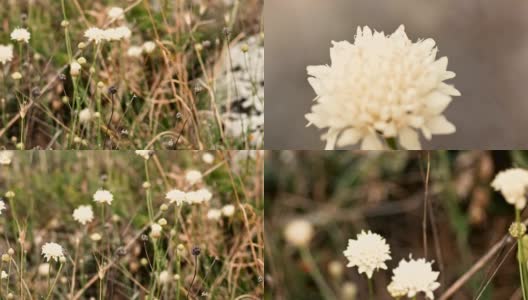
<box><xmin>93</xmin><ymin>189</ymin><xmax>113</xmax><ymax>205</ymax></box>
<box><xmin>0</xmin><ymin>151</ymin><xmax>14</xmax><ymax>165</ymax></box>
<box><xmin>222</xmin><ymin>204</ymin><xmax>235</xmax><ymax>217</ymax></box>
<box><xmin>185</xmin><ymin>170</ymin><xmax>203</xmax><ymax>185</ymax></box>
<box><xmin>72</xmin><ymin>205</ymin><xmax>94</xmax><ymax>225</ymax></box>
<box><xmin>306</xmin><ymin>25</ymin><xmax>459</xmax><ymax>150</ymax></box>
<box><xmin>107</xmin><ymin>7</ymin><xmax>125</xmax><ymax>21</ymax></box>
<box><xmin>142</xmin><ymin>41</ymin><xmax>156</xmax><ymax>53</ymax></box>
<box><xmin>284</xmin><ymin>219</ymin><xmax>313</xmax><ymax>247</ymax></box>
<box><xmin>10</xmin><ymin>28</ymin><xmax>30</xmax><ymax>43</ymax></box>
<box><xmin>135</xmin><ymin>150</ymin><xmax>153</xmax><ymax>160</ymax></box>
<box><xmin>166</xmin><ymin>189</ymin><xmax>186</xmax><ymax>206</ymax></box>
<box><xmin>0</xmin><ymin>44</ymin><xmax>13</xmax><ymax>65</ymax></box>
<box><xmin>207</xmin><ymin>209</ymin><xmax>222</xmax><ymax>221</ymax></box>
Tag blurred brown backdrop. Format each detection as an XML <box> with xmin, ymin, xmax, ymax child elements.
<box><xmin>265</xmin><ymin>0</ymin><xmax>528</xmax><ymax>149</ymax></box>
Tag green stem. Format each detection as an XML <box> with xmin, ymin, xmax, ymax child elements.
<box><xmin>517</xmin><ymin>209</ymin><xmax>528</xmax><ymax>300</ymax></box>
<box><xmin>384</xmin><ymin>137</ymin><xmax>398</xmax><ymax>150</ymax></box>
<box><xmin>299</xmin><ymin>247</ymin><xmax>336</xmax><ymax>300</ymax></box>
<box><xmin>368</xmin><ymin>277</ymin><xmax>374</xmax><ymax>300</ymax></box>
<box><xmin>45</xmin><ymin>263</ymin><xmax>63</xmax><ymax>300</ymax></box>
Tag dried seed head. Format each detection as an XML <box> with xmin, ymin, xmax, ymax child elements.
<box><xmin>192</xmin><ymin>246</ymin><xmax>201</xmax><ymax>256</ymax></box>
<box><xmin>108</xmin><ymin>86</ymin><xmax>117</xmax><ymax>95</ymax></box>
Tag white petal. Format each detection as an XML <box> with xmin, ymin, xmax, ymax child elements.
<box><xmin>425</xmin><ymin>91</ymin><xmax>452</xmax><ymax>114</ymax></box>
<box><xmin>307</xmin><ymin>77</ymin><xmax>324</xmax><ymax>96</ymax></box>
<box><xmin>438</xmin><ymin>83</ymin><xmax>461</xmax><ymax>96</ymax></box>
<box><xmin>433</xmin><ymin>57</ymin><xmax>448</xmax><ymax>73</ymax></box>
<box><xmin>425</xmin><ymin>115</ymin><xmax>456</xmax><ymax>135</ymax></box>
<box><xmin>323</xmin><ymin>129</ymin><xmax>339</xmax><ymax>150</ymax></box>
<box><xmin>360</xmin><ymin>133</ymin><xmax>383</xmax><ymax>150</ymax></box>
<box><xmin>442</xmin><ymin>71</ymin><xmax>456</xmax><ymax>80</ymax></box>
<box><xmin>307</xmin><ymin>65</ymin><xmax>330</xmax><ymax>77</ymax></box>
<box><xmin>336</xmin><ymin>128</ymin><xmax>362</xmax><ymax>147</ymax></box>
<box><xmin>399</xmin><ymin>127</ymin><xmax>422</xmax><ymax>150</ymax></box>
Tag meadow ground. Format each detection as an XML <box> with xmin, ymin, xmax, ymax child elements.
<box><xmin>265</xmin><ymin>151</ymin><xmax>528</xmax><ymax>300</ymax></box>
<box><xmin>0</xmin><ymin>150</ymin><xmax>264</xmax><ymax>299</ymax></box>
<box><xmin>0</xmin><ymin>0</ymin><xmax>263</xmax><ymax>150</ymax></box>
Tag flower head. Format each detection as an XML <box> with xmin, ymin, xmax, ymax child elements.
<box><xmin>72</xmin><ymin>205</ymin><xmax>94</xmax><ymax>225</ymax></box>
<box><xmin>70</xmin><ymin>61</ymin><xmax>82</xmax><ymax>77</ymax></box>
<box><xmin>343</xmin><ymin>230</ymin><xmax>391</xmax><ymax>278</ymax></box>
<box><xmin>104</xmin><ymin>26</ymin><xmax>131</xmax><ymax>41</ymax></box>
<box><xmin>150</xmin><ymin>223</ymin><xmax>162</xmax><ymax>238</ymax></box>
<box><xmin>491</xmin><ymin>168</ymin><xmax>528</xmax><ymax>209</ymax></box>
<box><xmin>306</xmin><ymin>25</ymin><xmax>459</xmax><ymax>150</ymax></box>
<box><xmin>10</xmin><ymin>28</ymin><xmax>30</xmax><ymax>43</ymax></box>
<box><xmin>127</xmin><ymin>46</ymin><xmax>143</xmax><ymax>57</ymax></box>
<box><xmin>284</xmin><ymin>219</ymin><xmax>314</xmax><ymax>247</ymax></box>
<box><xmin>0</xmin><ymin>44</ymin><xmax>13</xmax><ymax>65</ymax></box>
<box><xmin>79</xmin><ymin>108</ymin><xmax>92</xmax><ymax>124</ymax></box>
<box><xmin>84</xmin><ymin>27</ymin><xmax>106</xmax><ymax>44</ymax></box>
<box><xmin>202</xmin><ymin>153</ymin><xmax>214</xmax><ymax>164</ymax></box>
<box><xmin>0</xmin><ymin>151</ymin><xmax>14</xmax><ymax>165</ymax></box>
<box><xmin>41</xmin><ymin>242</ymin><xmax>65</xmax><ymax>262</ymax></box>
<box><xmin>185</xmin><ymin>170</ymin><xmax>203</xmax><ymax>185</ymax></box>
<box><xmin>207</xmin><ymin>209</ymin><xmax>222</xmax><ymax>220</ymax></box>
<box><xmin>135</xmin><ymin>150</ymin><xmax>153</xmax><ymax>160</ymax></box>
<box><xmin>222</xmin><ymin>204</ymin><xmax>235</xmax><ymax>217</ymax></box>
<box><xmin>388</xmin><ymin>257</ymin><xmax>440</xmax><ymax>299</ymax></box>
<box><xmin>165</xmin><ymin>189</ymin><xmax>186</xmax><ymax>206</ymax></box>
<box><xmin>93</xmin><ymin>189</ymin><xmax>113</xmax><ymax>205</ymax></box>
<box><xmin>107</xmin><ymin>7</ymin><xmax>125</xmax><ymax>21</ymax></box>
<box><xmin>0</xmin><ymin>201</ymin><xmax>6</xmax><ymax>215</ymax></box>
<box><xmin>142</xmin><ymin>41</ymin><xmax>156</xmax><ymax>54</ymax></box>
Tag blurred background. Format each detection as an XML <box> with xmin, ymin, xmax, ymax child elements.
<box><xmin>265</xmin><ymin>0</ymin><xmax>528</xmax><ymax>149</ymax></box>
<box><xmin>265</xmin><ymin>150</ymin><xmax>528</xmax><ymax>299</ymax></box>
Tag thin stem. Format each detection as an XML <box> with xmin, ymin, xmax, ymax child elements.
<box><xmin>186</xmin><ymin>255</ymin><xmax>198</xmax><ymax>299</ymax></box>
<box><xmin>367</xmin><ymin>277</ymin><xmax>374</xmax><ymax>300</ymax></box>
<box><xmin>45</xmin><ymin>263</ymin><xmax>63</xmax><ymax>300</ymax></box>
<box><xmin>384</xmin><ymin>137</ymin><xmax>398</xmax><ymax>150</ymax></box>
<box><xmin>299</xmin><ymin>247</ymin><xmax>336</xmax><ymax>300</ymax></box>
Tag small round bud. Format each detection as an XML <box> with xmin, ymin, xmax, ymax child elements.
<box><xmin>5</xmin><ymin>191</ymin><xmax>15</xmax><ymax>199</ymax></box>
<box><xmin>194</xmin><ymin>43</ymin><xmax>203</xmax><ymax>52</ymax></box>
<box><xmin>77</xmin><ymin>57</ymin><xmax>87</xmax><ymax>65</ymax></box>
<box><xmin>140</xmin><ymin>258</ymin><xmax>148</xmax><ymax>266</ymax></box>
<box><xmin>7</xmin><ymin>248</ymin><xmax>15</xmax><ymax>256</ymax></box>
<box><xmin>61</xmin><ymin>20</ymin><xmax>69</xmax><ymax>27</ymax></box>
<box><xmin>7</xmin><ymin>293</ymin><xmax>14</xmax><ymax>299</ymax></box>
<box><xmin>89</xmin><ymin>67</ymin><xmax>95</xmax><ymax>74</ymax></box>
<box><xmin>158</xmin><ymin>218</ymin><xmax>167</xmax><ymax>226</ymax></box>
<box><xmin>97</xmin><ymin>81</ymin><xmax>105</xmax><ymax>89</ymax></box>
<box><xmin>160</xmin><ymin>204</ymin><xmax>168</xmax><ymax>211</ymax></box>
<box><xmin>59</xmin><ymin>256</ymin><xmax>67</xmax><ymax>264</ymax></box>
<box><xmin>241</xmin><ymin>44</ymin><xmax>249</xmax><ymax>53</ymax></box>
<box><xmin>510</xmin><ymin>222</ymin><xmax>527</xmax><ymax>239</ymax></box>
<box><xmin>142</xmin><ymin>182</ymin><xmax>151</xmax><ymax>189</ymax></box>
<box><xmin>11</xmin><ymin>72</ymin><xmax>22</xmax><ymax>80</ymax></box>
<box><xmin>78</xmin><ymin>42</ymin><xmax>86</xmax><ymax>49</ymax></box>
<box><xmin>192</xmin><ymin>246</ymin><xmax>201</xmax><ymax>256</ymax></box>
<box><xmin>2</xmin><ymin>254</ymin><xmax>10</xmax><ymax>262</ymax></box>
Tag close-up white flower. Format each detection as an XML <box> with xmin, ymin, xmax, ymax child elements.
<box><xmin>185</xmin><ymin>170</ymin><xmax>203</xmax><ymax>185</ymax></box>
<box><xmin>491</xmin><ymin>168</ymin><xmax>528</xmax><ymax>210</ymax></box>
<box><xmin>72</xmin><ymin>205</ymin><xmax>94</xmax><ymax>225</ymax></box>
<box><xmin>166</xmin><ymin>189</ymin><xmax>186</xmax><ymax>206</ymax></box>
<box><xmin>0</xmin><ymin>150</ymin><xmax>14</xmax><ymax>165</ymax></box>
<box><xmin>284</xmin><ymin>219</ymin><xmax>314</xmax><ymax>247</ymax></box>
<box><xmin>202</xmin><ymin>152</ymin><xmax>214</xmax><ymax>164</ymax></box>
<box><xmin>306</xmin><ymin>25</ymin><xmax>459</xmax><ymax>150</ymax></box>
<box><xmin>10</xmin><ymin>28</ymin><xmax>30</xmax><ymax>43</ymax></box>
<box><xmin>41</xmin><ymin>242</ymin><xmax>65</xmax><ymax>262</ymax></box>
<box><xmin>0</xmin><ymin>44</ymin><xmax>13</xmax><ymax>64</ymax></box>
<box><xmin>388</xmin><ymin>256</ymin><xmax>440</xmax><ymax>300</ymax></box>
<box><xmin>343</xmin><ymin>230</ymin><xmax>391</xmax><ymax>278</ymax></box>
<box><xmin>0</xmin><ymin>201</ymin><xmax>6</xmax><ymax>215</ymax></box>
<box><xmin>93</xmin><ymin>189</ymin><xmax>113</xmax><ymax>205</ymax></box>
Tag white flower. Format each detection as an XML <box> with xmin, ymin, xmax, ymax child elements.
<box><xmin>284</xmin><ymin>219</ymin><xmax>314</xmax><ymax>247</ymax></box>
<box><xmin>150</xmin><ymin>223</ymin><xmax>162</xmax><ymax>238</ymax></box>
<box><xmin>93</xmin><ymin>189</ymin><xmax>113</xmax><ymax>205</ymax></box>
<box><xmin>135</xmin><ymin>150</ymin><xmax>152</xmax><ymax>160</ymax></box>
<box><xmin>127</xmin><ymin>46</ymin><xmax>143</xmax><ymax>57</ymax></box>
<box><xmin>142</xmin><ymin>41</ymin><xmax>156</xmax><ymax>53</ymax></box>
<box><xmin>104</xmin><ymin>26</ymin><xmax>131</xmax><ymax>41</ymax></box>
<box><xmin>84</xmin><ymin>27</ymin><xmax>106</xmax><ymax>44</ymax></box>
<box><xmin>107</xmin><ymin>7</ymin><xmax>125</xmax><ymax>21</ymax></box>
<box><xmin>185</xmin><ymin>170</ymin><xmax>203</xmax><ymax>185</ymax></box>
<box><xmin>202</xmin><ymin>153</ymin><xmax>214</xmax><ymax>164</ymax></box>
<box><xmin>0</xmin><ymin>44</ymin><xmax>13</xmax><ymax>64</ymax></box>
<box><xmin>70</xmin><ymin>61</ymin><xmax>82</xmax><ymax>77</ymax></box>
<box><xmin>343</xmin><ymin>230</ymin><xmax>391</xmax><ymax>278</ymax></box>
<box><xmin>159</xmin><ymin>270</ymin><xmax>170</xmax><ymax>284</ymax></box>
<box><xmin>72</xmin><ymin>205</ymin><xmax>94</xmax><ymax>225</ymax></box>
<box><xmin>222</xmin><ymin>204</ymin><xmax>235</xmax><ymax>217</ymax></box>
<box><xmin>41</xmin><ymin>242</ymin><xmax>65</xmax><ymax>262</ymax></box>
<box><xmin>1</xmin><ymin>271</ymin><xmax>7</xmax><ymax>279</ymax></box>
<box><xmin>388</xmin><ymin>257</ymin><xmax>440</xmax><ymax>299</ymax></box>
<box><xmin>10</xmin><ymin>28</ymin><xmax>30</xmax><ymax>43</ymax></box>
<box><xmin>306</xmin><ymin>25</ymin><xmax>459</xmax><ymax>150</ymax></box>
<box><xmin>38</xmin><ymin>263</ymin><xmax>50</xmax><ymax>276</ymax></box>
<box><xmin>491</xmin><ymin>168</ymin><xmax>528</xmax><ymax>209</ymax></box>
<box><xmin>165</xmin><ymin>189</ymin><xmax>186</xmax><ymax>206</ymax></box>
<box><xmin>207</xmin><ymin>209</ymin><xmax>222</xmax><ymax>221</ymax></box>
<box><xmin>185</xmin><ymin>188</ymin><xmax>212</xmax><ymax>204</ymax></box>
<box><xmin>0</xmin><ymin>201</ymin><xmax>6</xmax><ymax>215</ymax></box>
<box><xmin>90</xmin><ymin>233</ymin><xmax>102</xmax><ymax>241</ymax></box>
<box><xmin>79</xmin><ymin>108</ymin><xmax>92</xmax><ymax>124</ymax></box>
<box><xmin>196</xmin><ymin>188</ymin><xmax>212</xmax><ymax>203</ymax></box>
<box><xmin>0</xmin><ymin>151</ymin><xmax>14</xmax><ymax>165</ymax></box>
